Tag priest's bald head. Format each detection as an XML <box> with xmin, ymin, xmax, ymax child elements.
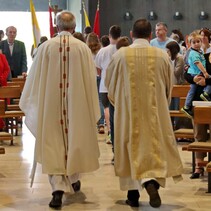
<box><xmin>56</xmin><ymin>11</ymin><xmax>76</xmax><ymax>33</ymax></box>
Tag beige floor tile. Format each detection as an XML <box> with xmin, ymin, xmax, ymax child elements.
<box><xmin>0</xmin><ymin>124</ymin><xmax>211</xmax><ymax>210</ymax></box>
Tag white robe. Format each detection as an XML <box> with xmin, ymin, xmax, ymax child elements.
<box><xmin>20</xmin><ymin>31</ymin><xmax>100</xmax><ymax>176</ymax></box>
<box><xmin>105</xmin><ymin>39</ymin><xmax>183</xmax><ymax>190</ymax></box>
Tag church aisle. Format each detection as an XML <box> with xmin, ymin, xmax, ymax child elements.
<box><xmin>0</xmin><ymin>124</ymin><xmax>210</xmax><ymax>211</ymax></box>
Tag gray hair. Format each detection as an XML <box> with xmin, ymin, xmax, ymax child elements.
<box><xmin>56</xmin><ymin>11</ymin><xmax>76</xmax><ymax>31</ymax></box>
<box><xmin>6</xmin><ymin>26</ymin><xmax>17</xmax><ymax>33</ymax></box>
<box><xmin>156</xmin><ymin>22</ymin><xmax>168</xmax><ymax>30</ymax></box>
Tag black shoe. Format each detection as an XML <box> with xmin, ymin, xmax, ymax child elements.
<box><xmin>72</xmin><ymin>180</ymin><xmax>81</xmax><ymax>192</ymax></box>
<box><xmin>200</xmin><ymin>92</ymin><xmax>211</xmax><ymax>101</ymax></box>
<box><xmin>126</xmin><ymin>190</ymin><xmax>140</xmax><ymax>207</ymax></box>
<box><xmin>144</xmin><ymin>180</ymin><xmax>161</xmax><ymax>208</ymax></box>
<box><xmin>181</xmin><ymin>107</ymin><xmax>193</xmax><ymax>119</ymax></box>
<box><xmin>190</xmin><ymin>168</ymin><xmax>204</xmax><ymax>179</ymax></box>
<box><xmin>126</xmin><ymin>199</ymin><xmax>139</xmax><ymax>207</ymax></box>
<box><xmin>49</xmin><ymin>190</ymin><xmax>64</xmax><ymax>209</ymax></box>
<box><xmin>111</xmin><ymin>156</ymin><xmax>114</xmax><ymax>165</ymax></box>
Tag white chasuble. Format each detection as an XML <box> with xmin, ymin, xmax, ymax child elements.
<box><xmin>20</xmin><ymin>31</ymin><xmax>100</xmax><ymax>176</ymax></box>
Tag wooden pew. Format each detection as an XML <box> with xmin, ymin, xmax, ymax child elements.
<box><xmin>7</xmin><ymin>81</ymin><xmax>25</xmax><ymax>92</ymax></box>
<box><xmin>0</xmin><ymin>100</ymin><xmax>13</xmax><ymax>146</ymax></box>
<box><xmin>0</xmin><ymin>86</ymin><xmax>25</xmax><ymax>138</ymax></box>
<box><xmin>185</xmin><ymin>105</ymin><xmax>211</xmax><ymax>193</ymax></box>
<box><xmin>7</xmin><ymin>78</ymin><xmax>25</xmax><ymax>107</ymax></box>
<box><xmin>170</xmin><ymin>85</ymin><xmax>191</xmax><ymax>117</ymax></box>
<box><xmin>12</xmin><ymin>77</ymin><xmax>26</xmax><ymax>82</ymax></box>
<box><xmin>170</xmin><ymin>85</ymin><xmax>194</xmax><ymax>140</ymax></box>
<box><xmin>0</xmin><ymin>147</ymin><xmax>5</xmax><ymax>154</ymax></box>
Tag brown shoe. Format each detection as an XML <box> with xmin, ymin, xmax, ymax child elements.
<box><xmin>145</xmin><ymin>180</ymin><xmax>161</xmax><ymax>208</ymax></box>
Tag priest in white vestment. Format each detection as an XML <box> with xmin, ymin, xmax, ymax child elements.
<box><xmin>105</xmin><ymin>18</ymin><xmax>183</xmax><ymax>208</ymax></box>
<box><xmin>19</xmin><ymin>11</ymin><xmax>100</xmax><ymax>209</ymax></box>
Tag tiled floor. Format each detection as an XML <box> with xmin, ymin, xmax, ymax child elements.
<box><xmin>0</xmin><ymin>124</ymin><xmax>211</xmax><ymax>211</ymax></box>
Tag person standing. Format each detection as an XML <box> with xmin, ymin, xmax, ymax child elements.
<box><xmin>150</xmin><ymin>22</ymin><xmax>174</xmax><ymax>50</ymax></box>
<box><xmin>0</xmin><ymin>26</ymin><xmax>27</xmax><ymax>79</ymax></box>
<box><xmin>181</xmin><ymin>32</ymin><xmax>211</xmax><ymax>118</ymax></box>
<box><xmin>184</xmin><ymin>51</ymin><xmax>211</xmax><ymax>179</ymax></box>
<box><xmin>166</xmin><ymin>41</ymin><xmax>185</xmax><ymax>129</ymax></box>
<box><xmin>0</xmin><ymin>30</ymin><xmax>4</xmax><ymax>41</ymax></box>
<box><xmin>199</xmin><ymin>28</ymin><xmax>211</xmax><ymax>54</ymax></box>
<box><xmin>86</xmin><ymin>32</ymin><xmax>105</xmax><ymax>134</ymax></box>
<box><xmin>0</xmin><ymin>52</ymin><xmax>10</xmax><ymax>130</ymax></box>
<box><xmin>105</xmin><ymin>18</ymin><xmax>183</xmax><ymax>208</ymax></box>
<box><xmin>19</xmin><ymin>11</ymin><xmax>100</xmax><ymax>209</ymax></box>
<box><xmin>95</xmin><ymin>25</ymin><xmax>121</xmax><ymax>147</ymax></box>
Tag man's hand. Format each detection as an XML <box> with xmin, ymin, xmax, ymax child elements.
<box><xmin>22</xmin><ymin>72</ymin><xmax>27</xmax><ymax>78</ymax></box>
<box><xmin>194</xmin><ymin>75</ymin><xmax>206</xmax><ymax>86</ymax></box>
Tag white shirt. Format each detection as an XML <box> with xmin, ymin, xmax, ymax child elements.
<box><xmin>7</xmin><ymin>41</ymin><xmax>14</xmax><ymax>55</ymax></box>
<box><xmin>95</xmin><ymin>44</ymin><xmax>117</xmax><ymax>93</ymax></box>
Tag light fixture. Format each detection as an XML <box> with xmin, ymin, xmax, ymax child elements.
<box><xmin>148</xmin><ymin>11</ymin><xmax>157</xmax><ymax>21</ymax></box>
<box><xmin>199</xmin><ymin>11</ymin><xmax>208</xmax><ymax>20</ymax></box>
<box><xmin>173</xmin><ymin>11</ymin><xmax>183</xmax><ymax>20</ymax></box>
<box><xmin>124</xmin><ymin>12</ymin><xmax>133</xmax><ymax>21</ymax></box>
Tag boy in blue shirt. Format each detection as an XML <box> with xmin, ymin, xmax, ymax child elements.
<box><xmin>181</xmin><ymin>32</ymin><xmax>211</xmax><ymax>118</ymax></box>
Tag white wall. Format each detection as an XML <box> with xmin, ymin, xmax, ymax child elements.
<box><xmin>0</xmin><ymin>2</ymin><xmax>83</xmax><ymax>70</ymax></box>
<box><xmin>67</xmin><ymin>0</ymin><xmax>82</xmax><ymax>32</ymax></box>
<box><xmin>0</xmin><ymin>12</ymin><xmax>50</xmax><ymax>69</ymax></box>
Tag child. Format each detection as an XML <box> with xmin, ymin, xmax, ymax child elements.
<box><xmin>181</xmin><ymin>32</ymin><xmax>211</xmax><ymax>118</ymax></box>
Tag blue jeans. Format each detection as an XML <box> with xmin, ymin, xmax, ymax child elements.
<box><xmin>204</xmin><ymin>85</ymin><xmax>211</xmax><ymax>95</ymax></box>
<box><xmin>170</xmin><ymin>97</ymin><xmax>180</xmax><ymax>129</ymax></box>
<box><xmin>185</xmin><ymin>83</ymin><xmax>197</xmax><ymax>108</ymax></box>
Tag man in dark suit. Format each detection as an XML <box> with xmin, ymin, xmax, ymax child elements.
<box><xmin>0</xmin><ymin>26</ymin><xmax>27</xmax><ymax>79</ymax></box>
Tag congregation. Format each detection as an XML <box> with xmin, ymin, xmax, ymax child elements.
<box><xmin>1</xmin><ymin>9</ymin><xmax>211</xmax><ymax>210</ymax></box>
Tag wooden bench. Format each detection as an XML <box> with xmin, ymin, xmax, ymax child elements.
<box><xmin>185</xmin><ymin>105</ymin><xmax>211</xmax><ymax>193</ymax></box>
<box><xmin>0</xmin><ymin>147</ymin><xmax>5</xmax><ymax>154</ymax></box>
<box><xmin>170</xmin><ymin>85</ymin><xmax>194</xmax><ymax>140</ymax></box>
<box><xmin>0</xmin><ymin>100</ymin><xmax>13</xmax><ymax>145</ymax></box>
<box><xmin>0</xmin><ymin>86</ymin><xmax>25</xmax><ymax>138</ymax></box>
<box><xmin>7</xmin><ymin>81</ymin><xmax>25</xmax><ymax>92</ymax></box>
<box><xmin>174</xmin><ymin>128</ymin><xmax>194</xmax><ymax>139</ymax></box>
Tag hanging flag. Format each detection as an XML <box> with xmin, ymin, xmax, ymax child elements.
<box><xmin>82</xmin><ymin>1</ymin><xmax>91</xmax><ymax>27</ymax></box>
<box><xmin>30</xmin><ymin>0</ymin><xmax>41</xmax><ymax>48</ymax></box>
<box><xmin>49</xmin><ymin>4</ymin><xmax>54</xmax><ymax>38</ymax></box>
<box><xmin>93</xmin><ymin>0</ymin><xmax>100</xmax><ymax>37</ymax></box>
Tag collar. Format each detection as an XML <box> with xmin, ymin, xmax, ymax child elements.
<box><xmin>58</xmin><ymin>31</ymin><xmax>73</xmax><ymax>36</ymax></box>
<box><xmin>130</xmin><ymin>38</ymin><xmax>150</xmax><ymax>48</ymax></box>
<box><xmin>191</xmin><ymin>47</ymin><xmax>203</xmax><ymax>54</ymax></box>
<box><xmin>7</xmin><ymin>40</ymin><xmax>14</xmax><ymax>46</ymax></box>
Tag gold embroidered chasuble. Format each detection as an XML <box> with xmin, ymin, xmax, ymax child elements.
<box><xmin>105</xmin><ymin>40</ymin><xmax>183</xmax><ymax>188</ymax></box>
